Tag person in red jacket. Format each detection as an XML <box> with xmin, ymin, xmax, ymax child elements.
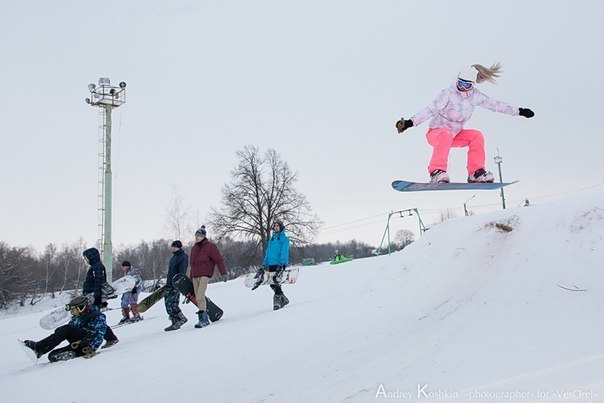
<box><xmin>187</xmin><ymin>225</ymin><xmax>227</xmax><ymax>328</ymax></box>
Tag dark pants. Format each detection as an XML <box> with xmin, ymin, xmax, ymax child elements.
<box><xmin>36</xmin><ymin>324</ymin><xmax>89</xmax><ymax>360</ymax></box>
<box><xmin>164</xmin><ymin>287</ymin><xmax>182</xmax><ymax>319</ymax></box>
<box><xmin>104</xmin><ymin>325</ymin><xmax>118</xmax><ymax>342</ymax></box>
<box><xmin>267</xmin><ymin>265</ymin><xmax>284</xmax><ymax>295</ymax></box>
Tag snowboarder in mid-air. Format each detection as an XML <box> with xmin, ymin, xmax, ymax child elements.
<box><xmin>395</xmin><ymin>63</ymin><xmax>534</xmax><ymax>184</ymax></box>
<box><xmin>22</xmin><ymin>296</ymin><xmax>106</xmax><ymax>362</ymax></box>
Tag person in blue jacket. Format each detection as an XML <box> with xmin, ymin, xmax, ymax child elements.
<box><xmin>252</xmin><ymin>220</ymin><xmax>291</xmax><ymax>310</ymax></box>
<box><xmin>22</xmin><ymin>295</ymin><xmax>106</xmax><ymax>362</ymax></box>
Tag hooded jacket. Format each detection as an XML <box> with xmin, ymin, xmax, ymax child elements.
<box><xmin>262</xmin><ymin>229</ymin><xmax>290</xmax><ymax>267</ymax></box>
<box><xmin>167</xmin><ymin>248</ymin><xmax>188</xmax><ymax>289</ymax></box>
<box><xmin>410</xmin><ymin>81</ymin><xmax>519</xmax><ymax>136</ymax></box>
<box><xmin>82</xmin><ymin>248</ymin><xmax>107</xmax><ymax>306</ymax></box>
<box><xmin>189</xmin><ymin>238</ymin><xmax>227</xmax><ymax>278</ymax></box>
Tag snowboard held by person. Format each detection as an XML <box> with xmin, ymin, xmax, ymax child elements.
<box><xmin>253</xmin><ymin>220</ymin><xmax>291</xmax><ymax>310</ymax></box>
<box><xmin>117</xmin><ymin>260</ymin><xmax>144</xmax><ymax>324</ymax></box>
<box><xmin>187</xmin><ymin>226</ymin><xmax>228</xmax><ymax>329</ymax></box>
<box><xmin>82</xmin><ymin>247</ymin><xmax>119</xmax><ymax>349</ymax></box>
<box><xmin>164</xmin><ymin>240</ymin><xmax>189</xmax><ymax>331</ymax></box>
<box><xmin>395</xmin><ymin>63</ymin><xmax>534</xmax><ymax>184</ymax></box>
<box><xmin>22</xmin><ymin>296</ymin><xmax>106</xmax><ymax>362</ymax></box>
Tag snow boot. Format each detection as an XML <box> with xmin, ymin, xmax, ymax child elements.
<box><xmin>119</xmin><ymin>308</ymin><xmax>131</xmax><ymax>324</ymax></box>
<box><xmin>165</xmin><ymin>312</ymin><xmax>188</xmax><ymax>331</ymax></box>
<box><xmin>273</xmin><ymin>293</ymin><xmax>289</xmax><ymax>310</ymax></box>
<box><xmin>100</xmin><ymin>339</ymin><xmax>119</xmax><ymax>349</ymax></box>
<box><xmin>430</xmin><ymin>169</ymin><xmax>450</xmax><ymax>183</ymax></box>
<box><xmin>194</xmin><ymin>311</ymin><xmax>210</xmax><ymax>329</ymax></box>
<box><xmin>130</xmin><ymin>304</ymin><xmax>142</xmax><ymax>322</ymax></box>
<box><xmin>23</xmin><ymin>340</ymin><xmax>43</xmax><ymax>359</ymax></box>
<box><xmin>468</xmin><ymin>168</ymin><xmax>494</xmax><ymax>183</ymax></box>
<box><xmin>48</xmin><ymin>349</ymin><xmax>77</xmax><ymax>362</ymax></box>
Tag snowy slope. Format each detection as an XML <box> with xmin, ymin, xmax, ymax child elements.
<box><xmin>1</xmin><ymin>193</ymin><xmax>603</xmax><ymax>403</ymax></box>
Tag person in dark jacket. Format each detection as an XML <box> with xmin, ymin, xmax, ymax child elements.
<box><xmin>252</xmin><ymin>220</ymin><xmax>291</xmax><ymax>310</ymax></box>
<box><xmin>82</xmin><ymin>247</ymin><xmax>119</xmax><ymax>348</ymax></box>
<box><xmin>187</xmin><ymin>226</ymin><xmax>227</xmax><ymax>329</ymax></box>
<box><xmin>164</xmin><ymin>240</ymin><xmax>189</xmax><ymax>331</ymax></box>
<box><xmin>22</xmin><ymin>295</ymin><xmax>106</xmax><ymax>362</ymax></box>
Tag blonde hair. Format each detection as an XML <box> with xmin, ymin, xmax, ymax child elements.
<box><xmin>472</xmin><ymin>63</ymin><xmax>503</xmax><ymax>84</ymax></box>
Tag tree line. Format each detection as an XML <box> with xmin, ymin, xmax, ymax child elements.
<box><xmin>0</xmin><ymin>145</ymin><xmax>414</xmax><ymax>309</ymax></box>
<box><xmin>0</xmin><ymin>237</ymin><xmax>383</xmax><ymax>309</ymax></box>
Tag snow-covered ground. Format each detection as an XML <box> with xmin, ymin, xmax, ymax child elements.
<box><xmin>1</xmin><ymin>193</ymin><xmax>603</xmax><ymax>403</ymax></box>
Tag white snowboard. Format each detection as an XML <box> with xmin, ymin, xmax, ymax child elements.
<box><xmin>39</xmin><ymin>275</ymin><xmax>136</xmax><ymax>330</ymax></box>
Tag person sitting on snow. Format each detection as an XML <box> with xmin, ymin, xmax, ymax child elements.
<box><xmin>22</xmin><ymin>295</ymin><xmax>106</xmax><ymax>362</ymax></box>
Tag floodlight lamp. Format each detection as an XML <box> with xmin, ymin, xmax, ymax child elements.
<box><xmin>494</xmin><ymin>155</ymin><xmax>503</xmax><ymax>164</ymax></box>
<box><xmin>88</xmin><ymin>83</ymin><xmax>96</xmax><ymax>92</ymax></box>
<box><xmin>99</xmin><ymin>77</ymin><xmax>110</xmax><ymax>86</ymax></box>
<box><xmin>85</xmin><ymin>98</ymin><xmax>91</xmax><ymax>104</ymax></box>
<box><xmin>109</xmin><ymin>88</ymin><xmax>116</xmax><ymax>95</ymax></box>
<box><xmin>119</xmin><ymin>82</ymin><xmax>126</xmax><ymax>89</ymax></box>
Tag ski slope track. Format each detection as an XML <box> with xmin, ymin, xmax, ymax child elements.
<box><xmin>1</xmin><ymin>192</ymin><xmax>603</xmax><ymax>403</ymax></box>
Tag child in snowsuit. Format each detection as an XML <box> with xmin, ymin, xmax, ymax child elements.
<box><xmin>396</xmin><ymin>63</ymin><xmax>534</xmax><ymax>183</ymax></box>
<box><xmin>118</xmin><ymin>260</ymin><xmax>144</xmax><ymax>324</ymax></box>
<box><xmin>22</xmin><ymin>295</ymin><xmax>106</xmax><ymax>362</ymax></box>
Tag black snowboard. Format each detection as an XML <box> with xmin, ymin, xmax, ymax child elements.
<box><xmin>172</xmin><ymin>273</ymin><xmax>224</xmax><ymax>322</ymax></box>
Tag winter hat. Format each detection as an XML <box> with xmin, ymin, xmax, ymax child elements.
<box><xmin>171</xmin><ymin>240</ymin><xmax>183</xmax><ymax>248</ymax></box>
<box><xmin>67</xmin><ymin>295</ymin><xmax>89</xmax><ymax>311</ymax></box>
<box><xmin>195</xmin><ymin>225</ymin><xmax>207</xmax><ymax>237</ymax></box>
<box><xmin>121</xmin><ymin>260</ymin><xmax>131</xmax><ymax>267</ymax></box>
<box><xmin>458</xmin><ymin>66</ymin><xmax>478</xmax><ymax>83</ymax></box>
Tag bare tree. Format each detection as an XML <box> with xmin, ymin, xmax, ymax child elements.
<box><xmin>208</xmin><ymin>145</ymin><xmax>322</xmax><ymax>256</ymax></box>
<box><xmin>164</xmin><ymin>186</ymin><xmax>193</xmax><ymax>241</ymax></box>
<box><xmin>437</xmin><ymin>209</ymin><xmax>458</xmax><ymax>223</ymax></box>
<box><xmin>394</xmin><ymin>229</ymin><xmax>415</xmax><ymax>250</ymax></box>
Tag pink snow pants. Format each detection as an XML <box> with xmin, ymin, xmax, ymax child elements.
<box><xmin>426</xmin><ymin>128</ymin><xmax>485</xmax><ymax>174</ymax></box>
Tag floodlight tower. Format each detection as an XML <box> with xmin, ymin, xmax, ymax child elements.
<box><xmin>85</xmin><ymin>78</ymin><xmax>127</xmax><ymax>282</ymax></box>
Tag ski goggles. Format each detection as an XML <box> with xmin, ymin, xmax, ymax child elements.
<box><xmin>457</xmin><ymin>79</ymin><xmax>474</xmax><ymax>90</ymax></box>
<box><xmin>65</xmin><ymin>303</ymin><xmax>88</xmax><ymax>313</ymax></box>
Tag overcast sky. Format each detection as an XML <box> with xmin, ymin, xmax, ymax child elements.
<box><xmin>2</xmin><ymin>0</ymin><xmax>604</xmax><ymax>253</ymax></box>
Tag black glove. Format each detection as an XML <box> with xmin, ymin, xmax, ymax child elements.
<box><xmin>518</xmin><ymin>108</ymin><xmax>534</xmax><ymax>118</ymax></box>
<box><xmin>395</xmin><ymin>118</ymin><xmax>413</xmax><ymax>133</ymax></box>
<box><xmin>93</xmin><ymin>297</ymin><xmax>102</xmax><ymax>307</ymax></box>
<box><xmin>130</xmin><ymin>286</ymin><xmax>138</xmax><ymax>295</ymax></box>
<box><xmin>101</xmin><ymin>301</ymin><xmax>108</xmax><ymax>309</ymax></box>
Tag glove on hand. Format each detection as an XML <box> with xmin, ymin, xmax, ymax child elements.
<box><xmin>101</xmin><ymin>301</ymin><xmax>108</xmax><ymax>309</ymax></box>
<box><xmin>396</xmin><ymin>118</ymin><xmax>413</xmax><ymax>133</ymax></box>
<box><xmin>518</xmin><ymin>108</ymin><xmax>534</xmax><ymax>118</ymax></box>
<box><xmin>93</xmin><ymin>297</ymin><xmax>102</xmax><ymax>307</ymax></box>
<box><xmin>130</xmin><ymin>286</ymin><xmax>138</xmax><ymax>295</ymax></box>
<box><xmin>221</xmin><ymin>274</ymin><xmax>228</xmax><ymax>282</ymax></box>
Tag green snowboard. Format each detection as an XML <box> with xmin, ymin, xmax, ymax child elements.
<box><xmin>138</xmin><ymin>285</ymin><xmax>167</xmax><ymax>313</ymax></box>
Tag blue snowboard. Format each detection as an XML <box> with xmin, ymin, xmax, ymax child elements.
<box><xmin>392</xmin><ymin>180</ymin><xmax>518</xmax><ymax>192</ymax></box>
